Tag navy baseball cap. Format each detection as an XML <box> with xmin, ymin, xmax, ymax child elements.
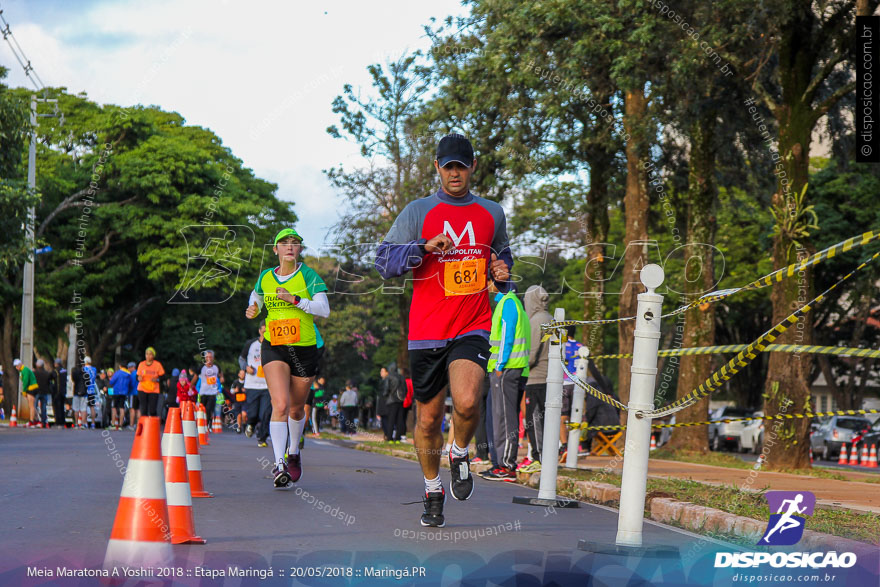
<box><xmin>436</xmin><ymin>133</ymin><xmax>474</xmax><ymax>168</ymax></box>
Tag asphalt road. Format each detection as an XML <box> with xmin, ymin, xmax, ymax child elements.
<box><xmin>1</xmin><ymin>426</ymin><xmax>877</xmax><ymax>586</ymax></box>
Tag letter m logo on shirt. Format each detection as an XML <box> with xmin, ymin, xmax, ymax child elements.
<box><xmin>443</xmin><ymin>220</ymin><xmax>476</xmax><ymax>247</ymax></box>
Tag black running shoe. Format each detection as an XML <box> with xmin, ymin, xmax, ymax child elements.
<box><xmin>420</xmin><ymin>489</ymin><xmax>446</xmax><ymax>527</ymax></box>
<box><xmin>272</xmin><ymin>463</ymin><xmax>291</xmax><ymax>488</ymax></box>
<box><xmin>287</xmin><ymin>453</ymin><xmax>302</xmax><ymax>483</ymax></box>
<box><xmin>245</xmin><ymin>424</ymin><xmax>254</xmax><ymax>437</ymax></box>
<box><xmin>449</xmin><ymin>452</ymin><xmax>474</xmax><ymax>501</ymax></box>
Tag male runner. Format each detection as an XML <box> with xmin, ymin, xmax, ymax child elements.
<box><xmin>375</xmin><ymin>133</ymin><xmax>513</xmax><ymax>527</ymax></box>
<box><xmin>192</xmin><ymin>350</ymin><xmax>221</xmax><ymax>425</ymax></box>
<box><xmin>240</xmin><ymin>323</ymin><xmax>271</xmax><ymax>446</ymax></box>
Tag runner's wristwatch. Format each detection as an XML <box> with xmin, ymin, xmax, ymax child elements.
<box><xmin>293</xmin><ymin>295</ymin><xmax>302</xmax><ymax>305</ymax></box>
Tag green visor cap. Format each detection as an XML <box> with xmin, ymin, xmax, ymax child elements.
<box><xmin>274</xmin><ymin>228</ymin><xmax>304</xmax><ymax>245</ymax></box>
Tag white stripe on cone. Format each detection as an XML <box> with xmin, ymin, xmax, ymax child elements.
<box><xmin>183</xmin><ymin>420</ymin><xmax>198</xmax><ymax>435</ymax></box>
<box><xmin>119</xmin><ymin>460</ymin><xmax>166</xmax><ymax>500</ymax></box>
<box><xmin>165</xmin><ymin>482</ymin><xmax>193</xmax><ymax>507</ymax></box>
<box><xmin>104</xmin><ymin>539</ymin><xmax>172</xmax><ymax>569</ymax></box>
<box><xmin>186</xmin><ymin>453</ymin><xmax>202</xmax><ymax>471</ymax></box>
<box><xmin>161</xmin><ymin>433</ymin><xmax>186</xmax><ymax>457</ymax></box>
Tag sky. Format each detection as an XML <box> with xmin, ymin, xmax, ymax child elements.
<box><xmin>0</xmin><ymin>0</ymin><xmax>469</xmax><ymax>250</ymax></box>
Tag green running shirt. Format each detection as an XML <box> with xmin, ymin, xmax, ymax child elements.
<box><xmin>254</xmin><ymin>263</ymin><xmax>328</xmax><ymax>346</ymax></box>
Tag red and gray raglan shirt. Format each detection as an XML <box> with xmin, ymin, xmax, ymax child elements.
<box><xmin>375</xmin><ymin>188</ymin><xmax>514</xmax><ymax>350</ymax></box>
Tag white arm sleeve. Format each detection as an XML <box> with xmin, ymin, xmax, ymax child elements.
<box><xmin>248</xmin><ymin>290</ymin><xmax>264</xmax><ymax>310</ymax></box>
<box><xmin>298</xmin><ymin>292</ymin><xmax>330</xmax><ymax>318</ymax></box>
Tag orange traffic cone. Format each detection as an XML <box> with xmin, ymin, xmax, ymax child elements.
<box><xmin>182</xmin><ymin>402</ymin><xmax>213</xmax><ymax>498</ymax></box>
<box><xmin>161</xmin><ymin>407</ymin><xmax>205</xmax><ymax>544</ymax></box>
<box><xmin>212</xmin><ymin>415</ymin><xmax>222</xmax><ymax>434</ymax></box>
<box><xmin>868</xmin><ymin>445</ymin><xmax>878</xmax><ymax>468</ymax></box>
<box><xmin>860</xmin><ymin>445</ymin><xmax>870</xmax><ymax>467</ymax></box>
<box><xmin>9</xmin><ymin>406</ymin><xmax>16</xmax><ymax>427</ymax></box>
<box><xmin>650</xmin><ymin>435</ymin><xmax>657</xmax><ymax>451</ymax></box>
<box><xmin>848</xmin><ymin>443</ymin><xmax>860</xmax><ymax>465</ymax></box>
<box><xmin>839</xmin><ymin>443</ymin><xmax>849</xmax><ymax>465</ymax></box>
<box><xmin>103</xmin><ymin>417</ymin><xmax>173</xmax><ymax>569</ymax></box>
<box><xmin>197</xmin><ymin>404</ymin><xmax>209</xmax><ymax>446</ymax></box>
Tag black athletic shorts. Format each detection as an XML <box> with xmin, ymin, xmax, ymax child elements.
<box><xmin>305</xmin><ymin>387</ymin><xmax>315</xmax><ymax>406</ymax></box>
<box><xmin>409</xmin><ymin>335</ymin><xmax>490</xmax><ymax>403</ymax></box>
<box><xmin>261</xmin><ymin>340</ymin><xmax>319</xmax><ymax>378</ymax></box>
<box><xmin>111</xmin><ymin>396</ymin><xmax>127</xmax><ymax>409</ymax></box>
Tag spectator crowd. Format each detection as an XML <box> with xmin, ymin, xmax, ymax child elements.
<box><xmin>3</xmin><ymin>288</ymin><xmax>617</xmax><ymax>474</ymax></box>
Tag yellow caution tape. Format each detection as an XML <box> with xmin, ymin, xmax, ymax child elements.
<box><xmin>662</xmin><ymin>230</ymin><xmax>880</xmax><ymax>320</ymax></box>
<box><xmin>567</xmin><ymin>409</ymin><xmax>880</xmax><ymax>432</ymax></box>
<box><xmin>646</xmin><ymin>249</ymin><xmax>880</xmax><ymax>419</ymax></box>
<box><xmin>559</xmin><ymin>358</ymin><xmax>628</xmax><ymax>412</ymax></box>
<box><xmin>590</xmin><ymin>344</ymin><xmax>880</xmax><ymax>361</ymax></box>
<box><xmin>540</xmin><ymin>229</ymin><xmax>880</xmax><ymax>339</ymax></box>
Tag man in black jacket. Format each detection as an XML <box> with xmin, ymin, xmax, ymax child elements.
<box><xmin>583</xmin><ymin>360</ymin><xmax>619</xmax><ymax>454</ymax></box>
<box><xmin>52</xmin><ymin>359</ymin><xmax>68</xmax><ymax>427</ymax></box>
<box><xmin>33</xmin><ymin>360</ymin><xmax>53</xmax><ymax>428</ymax></box>
<box><xmin>382</xmin><ymin>362</ymin><xmax>406</xmax><ymax>443</ymax></box>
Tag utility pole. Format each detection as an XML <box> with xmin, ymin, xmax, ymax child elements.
<box><xmin>17</xmin><ymin>94</ymin><xmax>57</xmax><ymax>418</ymax></box>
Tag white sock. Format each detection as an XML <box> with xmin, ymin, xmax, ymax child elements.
<box><xmin>424</xmin><ymin>475</ymin><xmax>443</xmax><ymax>494</ymax></box>
<box><xmin>270</xmin><ymin>421</ymin><xmax>288</xmax><ymax>464</ymax></box>
<box><xmin>445</xmin><ymin>443</ymin><xmax>452</xmax><ymax>452</ymax></box>
<box><xmin>288</xmin><ymin>415</ymin><xmax>306</xmax><ymax>455</ymax></box>
<box><xmin>450</xmin><ymin>441</ymin><xmax>468</xmax><ymax>459</ymax></box>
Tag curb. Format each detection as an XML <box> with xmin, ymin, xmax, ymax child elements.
<box><xmin>351</xmin><ymin>442</ymin><xmax>876</xmax><ymax>551</ymax></box>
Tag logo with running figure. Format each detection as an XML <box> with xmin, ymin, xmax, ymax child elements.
<box><xmin>759</xmin><ymin>491</ymin><xmax>816</xmax><ymax>546</ymax></box>
<box><xmin>169</xmin><ymin>225</ymin><xmax>255</xmax><ymax>304</ymax></box>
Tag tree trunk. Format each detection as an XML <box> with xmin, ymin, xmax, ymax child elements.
<box><xmin>617</xmin><ymin>86</ymin><xmax>650</xmax><ymax>420</ymax></box>
<box><xmin>668</xmin><ymin>115</ymin><xmax>717</xmax><ymax>453</ymax></box>
<box><xmin>762</xmin><ymin>16</ymin><xmax>816</xmax><ymax>468</ymax></box>
<box><xmin>583</xmin><ymin>131</ymin><xmax>613</xmax><ymax>366</ymax></box>
<box><xmin>57</xmin><ymin>331</ymin><xmax>69</xmax><ymax>363</ymax></box>
<box><xmin>1</xmin><ymin>305</ymin><xmax>19</xmax><ymax>418</ymax></box>
<box><xmin>763</xmin><ymin>226</ymin><xmax>813</xmax><ymax>470</ymax></box>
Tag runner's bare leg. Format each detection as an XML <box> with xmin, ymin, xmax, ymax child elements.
<box><xmin>449</xmin><ymin>359</ymin><xmax>483</xmax><ymax>449</ymax></box>
<box><xmin>264</xmin><ymin>362</ymin><xmax>292</xmax><ymax>421</ymax></box>
<box><xmin>414</xmin><ymin>390</ymin><xmax>446</xmax><ymax>479</ymax></box>
<box><xmin>287</xmin><ymin>375</ymin><xmax>312</xmax><ymax>420</ymax></box>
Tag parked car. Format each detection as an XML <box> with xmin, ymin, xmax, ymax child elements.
<box><xmin>708</xmin><ymin>406</ymin><xmax>755</xmax><ymax>451</ymax></box>
<box><xmin>852</xmin><ymin>419</ymin><xmax>880</xmax><ymax>455</ymax></box>
<box><xmin>810</xmin><ymin>415</ymin><xmax>872</xmax><ymax>461</ymax></box>
<box><xmin>739</xmin><ymin>411</ymin><xmax>764</xmax><ymax>453</ymax></box>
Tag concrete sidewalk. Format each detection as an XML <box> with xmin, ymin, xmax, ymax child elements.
<box><xmin>574</xmin><ymin>456</ymin><xmax>880</xmax><ymax>513</ymax></box>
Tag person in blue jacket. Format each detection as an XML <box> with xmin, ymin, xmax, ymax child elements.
<box><xmin>108</xmin><ymin>362</ymin><xmax>132</xmax><ymax>430</ymax></box>
<box><xmin>127</xmin><ymin>362</ymin><xmax>139</xmax><ymax>430</ymax></box>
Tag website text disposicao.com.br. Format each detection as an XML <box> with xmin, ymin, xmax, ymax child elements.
<box><xmin>718</xmin><ymin>550</ymin><xmax>856</xmax><ymax>583</ymax></box>
<box><xmin>731</xmin><ymin>572</ymin><xmax>842</xmax><ymax>583</ymax></box>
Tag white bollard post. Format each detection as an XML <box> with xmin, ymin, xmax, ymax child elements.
<box><xmin>538</xmin><ymin>307</ymin><xmax>565</xmax><ymax>501</ymax></box>
<box><xmin>565</xmin><ymin>347</ymin><xmax>589</xmax><ymax>469</ymax></box>
<box><xmin>513</xmin><ymin>307</ymin><xmax>578</xmax><ymax>508</ymax></box>
<box><xmin>615</xmin><ymin>264</ymin><xmax>664</xmax><ymax>547</ymax></box>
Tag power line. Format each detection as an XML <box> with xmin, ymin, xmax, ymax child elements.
<box><xmin>0</xmin><ymin>3</ymin><xmax>47</xmax><ymax>92</ymax></box>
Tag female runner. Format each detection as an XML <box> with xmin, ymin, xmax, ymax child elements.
<box><xmin>245</xmin><ymin>228</ymin><xmax>330</xmax><ymax>487</ymax></box>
